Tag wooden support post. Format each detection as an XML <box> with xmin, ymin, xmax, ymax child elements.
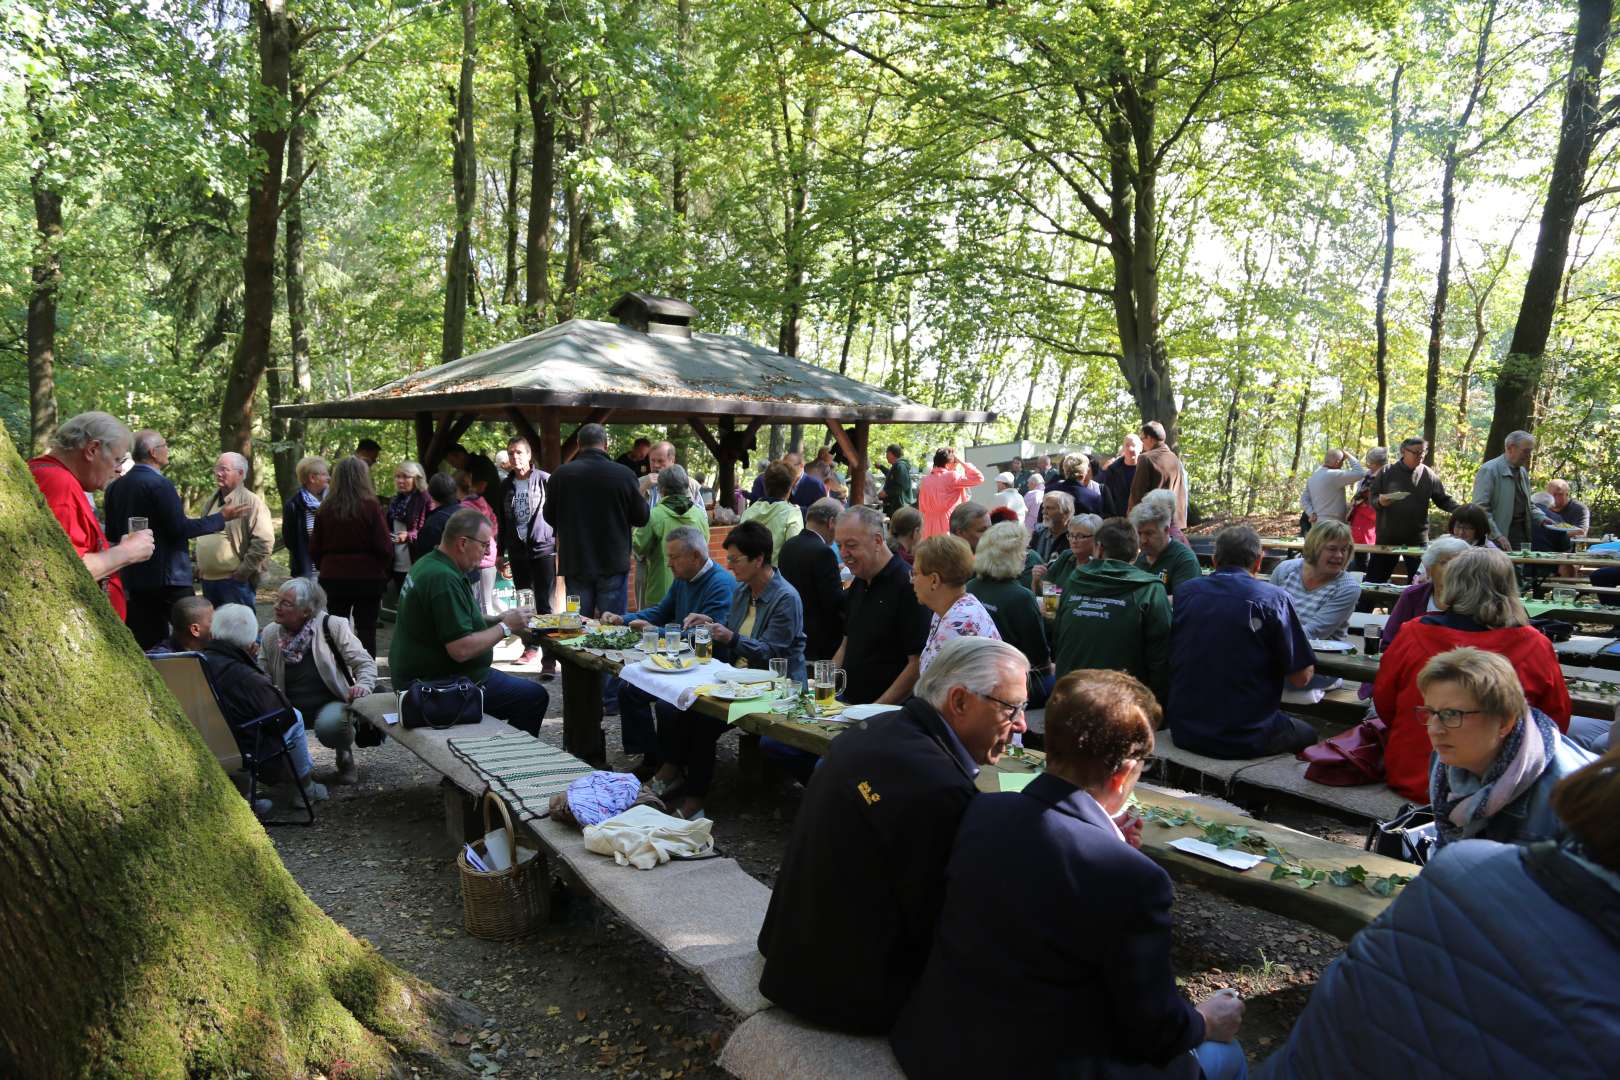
<box><xmin>560</xmin><ymin>660</ymin><xmax>607</xmax><ymax>766</ymax></box>
<box><xmin>423</xmin><ymin>411</ymin><xmax>476</xmax><ymax>472</ymax></box>
<box><xmin>539</xmin><ymin>408</ymin><xmax>562</xmax><ymax>472</ymax></box>
<box><xmin>414</xmin><ymin>412</ymin><xmax>434</xmax><ymax>464</ymax></box>
<box><xmin>717</xmin><ymin>416</ymin><xmax>737</xmax><ymax>509</ymax></box>
<box><xmin>687</xmin><ymin>417</ymin><xmax>723</xmax><ymax>458</ymax></box>
<box><xmin>559</xmin><ymin>408</ymin><xmax>615</xmax><ymax>462</ymax></box>
<box><xmin>850</xmin><ymin>420</ymin><xmax>871</xmax><ymax>507</ymax></box>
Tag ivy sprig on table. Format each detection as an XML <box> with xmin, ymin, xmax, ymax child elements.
<box><xmin>1133</xmin><ymin>804</ymin><xmax>1413</xmax><ymax>897</ymax></box>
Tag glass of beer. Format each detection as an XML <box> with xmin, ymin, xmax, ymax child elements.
<box><xmin>566</xmin><ymin>593</ymin><xmax>581</xmax><ymax>613</ymax></box>
<box><xmin>692</xmin><ymin>626</ymin><xmax>712</xmax><ymax>661</ymax></box>
<box><xmin>769</xmin><ymin>657</ymin><xmax>789</xmax><ymax>696</ymax></box>
<box><xmin>1042</xmin><ymin>582</ymin><xmax>1060</xmax><ymax>618</ymax></box>
<box><xmin>515</xmin><ymin>588</ymin><xmax>535</xmax><ymax>613</ymax></box>
<box><xmin>812</xmin><ymin>659</ymin><xmax>846</xmax><ymax>707</ymax></box>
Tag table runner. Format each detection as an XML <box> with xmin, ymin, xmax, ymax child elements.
<box><xmin>448</xmin><ymin>733</ymin><xmax>598</xmax><ymax>822</ymax></box>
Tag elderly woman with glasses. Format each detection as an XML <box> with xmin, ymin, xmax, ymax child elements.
<box><xmin>1269</xmin><ymin>519</ymin><xmax>1359</xmax><ymax>641</ymax></box>
<box><xmin>1031</xmin><ymin>513</ymin><xmax>1103</xmax><ymax>596</ymax></box>
<box><xmin>1415</xmin><ymin>647</ymin><xmax>1595</xmax><ymax>849</ymax></box>
<box><xmin>1374</xmin><ymin>547</ymin><xmax>1573</xmax><ymax>802</ymax></box>
<box><xmin>260</xmin><ymin>577</ymin><xmax>378</xmax><ymax>784</ymax></box>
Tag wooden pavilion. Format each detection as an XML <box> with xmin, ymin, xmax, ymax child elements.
<box><xmin>275</xmin><ymin>293</ymin><xmax>994</xmax><ymax>505</ymax></box>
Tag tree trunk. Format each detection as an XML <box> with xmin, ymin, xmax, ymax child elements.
<box><xmin>503</xmin><ymin>75</ymin><xmax>523</xmax><ymax>307</ymax></box>
<box><xmin>1014</xmin><ymin>357</ymin><xmax>1044</xmax><ymax>442</ymax></box>
<box><xmin>1373</xmin><ymin>62</ymin><xmax>1405</xmax><ymax>450</ymax></box>
<box><xmin>219</xmin><ymin>0</ymin><xmax>292</xmax><ymax>475</ymax></box>
<box><xmin>271</xmin><ymin>69</ymin><xmax>313</xmax><ymax>503</ymax></box>
<box><xmin>26</xmin><ymin>135</ymin><xmax>62</xmax><ymax>458</ymax></box>
<box><xmin>1289</xmin><ymin>386</ymin><xmax>1309</xmax><ymax>477</ymax></box>
<box><xmin>672</xmin><ymin>0</ymin><xmax>691</xmax><ymax>221</ymax></box>
<box><xmin>1485</xmin><ymin>0</ymin><xmax>1611</xmax><ymax>458</ymax></box>
<box><xmin>777</xmin><ymin>70</ymin><xmax>819</xmax><ymax>361</ymax></box>
<box><xmin>514</xmin><ymin>0</ymin><xmax>556</xmax><ymax>328</ymax></box>
<box><xmin>442</xmin><ymin>0</ymin><xmax>477</xmax><ymax>365</ymax></box>
<box><xmin>558</xmin><ymin>94</ymin><xmax>593</xmax><ymax>321</ymax></box>
<box><xmin>0</xmin><ymin>425</ymin><xmax>478</xmax><ymax>1075</ymax></box>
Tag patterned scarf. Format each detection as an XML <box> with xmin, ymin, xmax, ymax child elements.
<box><xmin>1431</xmin><ymin>707</ymin><xmax>1558</xmax><ymax>844</ymax></box>
<box><xmin>279</xmin><ymin>615</ymin><xmax>319</xmax><ymax>666</ymax></box>
<box><xmin>297</xmin><ymin>486</ymin><xmax>322</xmax><ymax>536</ymax></box>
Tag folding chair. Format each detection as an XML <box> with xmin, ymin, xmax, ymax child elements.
<box><xmin>150</xmin><ymin>651</ymin><xmax>315</xmax><ymax>826</ymax></box>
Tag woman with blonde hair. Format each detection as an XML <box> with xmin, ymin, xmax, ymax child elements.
<box><xmin>1374</xmin><ymin>546</ymin><xmax>1572</xmax><ymax>801</ymax></box>
<box><xmin>913</xmin><ymin>534</ymin><xmax>1001</xmax><ymax>673</ymax></box>
<box><xmin>386</xmin><ymin>459</ymin><xmax>430</xmax><ymax>593</ymax></box>
<box><xmin>968</xmin><ymin>521</ymin><xmax>1053</xmax><ymax>704</ymax></box>
<box><xmin>1269</xmin><ymin>519</ymin><xmax>1358</xmax><ymax>640</ymax></box>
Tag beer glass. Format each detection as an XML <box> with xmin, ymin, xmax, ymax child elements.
<box><xmin>566</xmin><ymin>593</ymin><xmax>581</xmax><ymax>613</ymax></box>
<box><xmin>692</xmin><ymin>626</ymin><xmax>713</xmax><ymax>661</ymax></box>
<box><xmin>812</xmin><ymin>659</ymin><xmax>846</xmax><ymax>706</ymax></box>
<box><xmin>1041</xmin><ymin>582</ymin><xmax>1060</xmax><ymax>618</ymax></box>
<box><xmin>515</xmin><ymin>588</ymin><xmax>535</xmax><ymax>612</ymax></box>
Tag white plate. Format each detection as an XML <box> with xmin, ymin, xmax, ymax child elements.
<box><xmin>704</xmin><ymin>680</ymin><xmax>777</xmax><ymax>701</ymax></box>
<box><xmin>641</xmin><ymin>654</ymin><xmax>703</xmax><ymax>673</ymax></box>
<box><xmin>1309</xmin><ymin>639</ymin><xmax>1354</xmax><ymax>653</ymax></box>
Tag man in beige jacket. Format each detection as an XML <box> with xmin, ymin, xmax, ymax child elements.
<box><xmin>197</xmin><ymin>451</ymin><xmax>274</xmax><ymax>607</ymax></box>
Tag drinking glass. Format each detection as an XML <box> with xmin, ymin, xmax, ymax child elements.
<box><xmin>769</xmin><ymin>657</ymin><xmax>789</xmax><ymax>695</ymax></box>
<box><xmin>812</xmin><ymin>659</ymin><xmax>846</xmax><ymax>705</ymax></box>
<box><xmin>515</xmin><ymin>588</ymin><xmax>535</xmax><ymax>612</ymax></box>
<box><xmin>1041</xmin><ymin>582</ymin><xmax>1061</xmax><ymax>618</ymax></box>
<box><xmin>640</xmin><ymin>629</ymin><xmax>660</xmax><ymax>654</ymax></box>
<box><xmin>128</xmin><ymin>516</ymin><xmax>149</xmax><ymax>535</ymax></box>
<box><xmin>566</xmin><ymin>593</ymin><xmax>581</xmax><ymax>613</ymax></box>
<box><xmin>664</xmin><ymin>624</ymin><xmax>683</xmax><ymax>655</ymax></box>
<box><xmin>693</xmin><ymin>626</ymin><xmax>713</xmax><ymax>660</ymax></box>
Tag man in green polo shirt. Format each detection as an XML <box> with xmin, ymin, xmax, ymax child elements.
<box><xmin>390</xmin><ymin>508</ymin><xmax>549</xmax><ymax>735</ymax></box>
<box><xmin>1053</xmin><ymin>518</ymin><xmax>1171</xmax><ymax>703</ymax></box>
<box><xmin>1130</xmin><ymin>492</ymin><xmax>1201</xmax><ymax>598</ymax></box>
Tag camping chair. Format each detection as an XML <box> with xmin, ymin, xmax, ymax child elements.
<box><xmin>149</xmin><ymin>651</ymin><xmax>315</xmax><ymax>826</ymax></box>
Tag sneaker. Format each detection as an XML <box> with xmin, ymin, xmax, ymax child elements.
<box><xmin>251</xmin><ymin>797</ymin><xmax>275</xmax><ymax>817</ymax></box>
<box><xmin>648</xmin><ymin>774</ymin><xmax>684</xmax><ymax>799</ymax></box>
<box><xmin>299</xmin><ymin>779</ymin><xmax>330</xmax><ymax>803</ymax></box>
<box><xmin>515</xmin><ymin>647</ymin><xmax>540</xmax><ymax>666</ymax></box>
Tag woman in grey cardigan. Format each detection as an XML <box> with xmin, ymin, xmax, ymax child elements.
<box><xmin>663</xmin><ymin>521</ymin><xmax>806</xmax><ymax>819</ymax></box>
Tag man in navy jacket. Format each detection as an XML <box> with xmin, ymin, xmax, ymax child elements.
<box><xmin>541</xmin><ymin>423</ymin><xmax>648</xmax><ymax>620</ymax></box>
<box><xmin>777</xmin><ymin>497</ymin><xmax>844</xmax><ymax>661</ymax></box>
<box><xmin>105</xmin><ymin>430</ymin><xmax>243</xmax><ymax>650</ymax></box>
<box><xmin>892</xmin><ymin>669</ymin><xmax>1247</xmax><ymax>1079</ymax></box>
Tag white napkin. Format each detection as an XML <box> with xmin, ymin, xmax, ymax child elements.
<box><xmin>616</xmin><ymin>659</ymin><xmax>756</xmax><ymax>710</ymax></box>
<box><xmin>582</xmin><ymin>804</ymin><xmax>715</xmax><ymax>869</ymax></box>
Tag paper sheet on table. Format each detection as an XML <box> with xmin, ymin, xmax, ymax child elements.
<box><xmin>998</xmin><ymin>771</ymin><xmax>1038</xmax><ymax>793</ymax></box>
<box><xmin>1168</xmin><ymin>837</ymin><xmax>1266</xmax><ymax>871</ymax></box>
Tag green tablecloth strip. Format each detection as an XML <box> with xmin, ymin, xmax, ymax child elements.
<box><xmin>1523</xmin><ymin>601</ymin><xmax>1556</xmax><ymax>618</ymax></box>
<box><xmin>725</xmin><ymin>697</ymin><xmax>779</xmax><ymax>724</ymax></box>
<box><xmin>448</xmin><ymin>733</ymin><xmax>597</xmax><ymax>822</ymax></box>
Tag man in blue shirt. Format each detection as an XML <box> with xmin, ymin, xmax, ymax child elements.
<box><xmin>1167</xmin><ymin>525</ymin><xmax>1317</xmax><ymax>759</ymax></box>
<box><xmin>599</xmin><ymin>526</ymin><xmax>735</xmax><ymax>772</ymax></box>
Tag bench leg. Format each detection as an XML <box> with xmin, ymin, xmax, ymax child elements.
<box><xmin>442</xmin><ymin>779</ymin><xmax>481</xmax><ymax>843</ymax></box>
<box><xmin>736</xmin><ymin>731</ymin><xmax>766</xmax><ymax>791</ymax></box>
<box><xmin>561</xmin><ymin>662</ymin><xmax>607</xmax><ymax>767</ymax></box>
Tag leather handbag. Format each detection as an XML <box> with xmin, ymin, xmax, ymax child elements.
<box><xmin>400</xmin><ymin>676</ymin><xmax>484</xmax><ymax>730</ymax></box>
<box><xmin>1297</xmin><ymin>712</ymin><xmax>1387</xmax><ymax>786</ymax></box>
<box><xmin>1365</xmin><ymin>803</ymin><xmax>1437</xmax><ymax>866</ymax></box>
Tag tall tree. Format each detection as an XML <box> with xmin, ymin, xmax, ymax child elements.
<box><xmin>0</xmin><ymin>424</ymin><xmax>478</xmax><ymax>1074</ymax></box>
<box><xmin>443</xmin><ymin>0</ymin><xmax>478</xmax><ymax>364</ymax></box>
<box><xmin>26</xmin><ymin>99</ymin><xmax>62</xmax><ymax>457</ymax></box>
<box><xmin>512</xmin><ymin>0</ymin><xmax>556</xmax><ymax>327</ymax></box>
<box><xmin>1373</xmin><ymin>61</ymin><xmax>1406</xmax><ymax>449</ymax></box>
<box><xmin>270</xmin><ymin>43</ymin><xmax>314</xmax><ymax>502</ymax></box>
<box><xmin>1485</xmin><ymin>0</ymin><xmax>1612</xmax><ymax>457</ymax></box>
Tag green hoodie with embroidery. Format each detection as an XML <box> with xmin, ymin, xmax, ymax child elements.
<box><xmin>1052</xmin><ymin>558</ymin><xmax>1171</xmax><ymax>703</ymax></box>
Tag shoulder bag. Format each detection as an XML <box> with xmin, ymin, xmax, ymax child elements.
<box><xmin>400</xmin><ymin>676</ymin><xmax>484</xmax><ymax>730</ymax></box>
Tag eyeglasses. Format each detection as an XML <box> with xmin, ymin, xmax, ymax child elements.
<box><xmin>1414</xmin><ymin>706</ymin><xmax>1487</xmax><ymax>729</ymax></box>
<box><xmin>462</xmin><ymin>536</ymin><xmax>491</xmax><ymax>551</ymax></box>
<box><xmin>973</xmin><ymin>690</ymin><xmax>1027</xmax><ymax>724</ymax></box>
<box><xmin>1069</xmin><ymin>532</ymin><xmax>1094</xmax><ymax>541</ymax></box>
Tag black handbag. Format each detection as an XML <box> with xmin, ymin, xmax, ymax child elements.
<box><xmin>1365</xmin><ymin>803</ymin><xmax>1437</xmax><ymax>866</ymax></box>
<box><xmin>400</xmin><ymin>676</ymin><xmax>484</xmax><ymax>730</ymax></box>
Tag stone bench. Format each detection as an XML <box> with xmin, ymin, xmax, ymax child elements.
<box><xmin>721</xmin><ymin>1010</ymin><xmax>902</xmax><ymax>1080</ymax></box>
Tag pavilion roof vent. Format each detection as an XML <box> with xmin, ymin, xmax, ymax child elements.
<box><xmin>609</xmin><ymin>292</ymin><xmax>698</xmax><ymax>340</ymax></box>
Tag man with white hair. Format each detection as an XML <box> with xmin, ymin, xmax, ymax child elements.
<box><xmin>1131</xmin><ymin>490</ymin><xmax>1201</xmax><ymax>598</ymax></box>
<box><xmin>1022</xmin><ymin>471</ymin><xmax>1045</xmax><ymax>531</ymax></box>
<box><xmin>757</xmin><ymin>636</ymin><xmax>1030</xmax><ymax>1034</ymax></box>
<box><xmin>834</xmin><ymin>505</ymin><xmax>932</xmax><ymax>704</ymax></box>
<box><xmin>28</xmin><ymin>411</ymin><xmax>155</xmax><ymax>619</ymax></box>
<box><xmin>1472</xmin><ymin>430</ymin><xmax>1547</xmax><ymax>551</ymax></box>
<box><xmin>1300</xmin><ymin>447</ymin><xmax>1367</xmax><ymax>526</ymax></box>
<box><xmin>196</xmin><ymin>451</ymin><xmax>274</xmax><ymax>607</ymax></box>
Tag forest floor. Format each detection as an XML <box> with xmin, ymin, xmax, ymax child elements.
<box><xmin>259</xmin><ymin>566</ymin><xmax>1358</xmax><ymax>1078</ymax></box>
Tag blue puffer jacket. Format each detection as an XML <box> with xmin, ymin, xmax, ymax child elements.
<box><xmin>1258</xmin><ymin>839</ymin><xmax>1620</xmax><ymax>1080</ymax></box>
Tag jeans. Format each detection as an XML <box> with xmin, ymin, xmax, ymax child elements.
<box><xmin>1194</xmin><ymin>1040</ymin><xmax>1247</xmax><ymax>1080</ymax></box>
<box><xmin>1568</xmin><ymin>715</ymin><xmax>1613</xmax><ymax>754</ymax></box>
<box><xmin>309</xmin><ymin>700</ymin><xmax>354</xmax><ymax>751</ymax></box>
<box><xmin>279</xmin><ymin>712</ymin><xmax>317</xmax><ymax>780</ymax></box>
<box><xmin>572</xmin><ymin>573</ymin><xmax>628</xmax><ymax>621</ymax></box>
<box><xmin>479</xmin><ymin>668</ymin><xmax>550</xmax><ymax>736</ymax></box>
<box><xmin>125</xmin><ymin>584</ymin><xmax>195</xmax><ymax>651</ymax></box>
<box><xmin>322</xmin><ymin>577</ymin><xmax>385</xmax><ymax>657</ymax></box>
<box><xmin>1263</xmin><ymin>713</ymin><xmax>1320</xmax><ymax>755</ymax></box>
<box><xmin>202</xmin><ymin>578</ymin><xmax>256</xmax><ymax>608</ymax></box>
<box><xmin>617</xmin><ymin>681</ymin><xmax>663</xmax><ymax>762</ymax></box>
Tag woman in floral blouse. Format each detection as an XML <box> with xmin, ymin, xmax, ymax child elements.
<box><xmin>912</xmin><ymin>534</ymin><xmax>1001</xmax><ymax>673</ymax></box>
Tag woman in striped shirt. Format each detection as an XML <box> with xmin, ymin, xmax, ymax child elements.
<box><xmin>1270</xmin><ymin>520</ymin><xmax>1360</xmax><ymax>640</ymax></box>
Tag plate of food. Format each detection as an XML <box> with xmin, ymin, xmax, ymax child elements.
<box><xmin>1382</xmin><ymin>490</ymin><xmax>1411</xmax><ymax>502</ymax></box>
<box><xmin>1543</xmin><ymin>521</ymin><xmax>1579</xmax><ymax>531</ymax></box>
<box><xmin>642</xmin><ymin>652</ymin><xmax>704</xmax><ymax>672</ymax></box>
<box><xmin>700</xmin><ymin>679</ymin><xmax>779</xmax><ymax>701</ymax></box>
<box><xmin>1308</xmin><ymin>638</ymin><xmax>1355</xmax><ymax>653</ymax></box>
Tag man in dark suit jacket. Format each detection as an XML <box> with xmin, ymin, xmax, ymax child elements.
<box><xmin>104</xmin><ymin>429</ymin><xmax>241</xmax><ymax>650</ymax></box>
<box><xmin>757</xmin><ymin>637</ymin><xmax>1030</xmax><ymax>1034</ymax></box>
<box><xmin>891</xmin><ymin>670</ymin><xmax>1247</xmax><ymax>1079</ymax></box>
<box><xmin>777</xmin><ymin>497</ymin><xmax>844</xmax><ymax>661</ymax></box>
<box><xmin>541</xmin><ymin>423</ymin><xmax>649</xmax><ymax>620</ymax></box>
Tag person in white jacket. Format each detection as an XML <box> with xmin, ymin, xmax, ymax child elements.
<box><xmin>1301</xmin><ymin>448</ymin><xmax>1367</xmax><ymax>525</ymax></box>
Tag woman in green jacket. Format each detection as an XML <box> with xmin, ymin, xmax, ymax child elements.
<box><xmin>633</xmin><ymin>465</ymin><xmax>710</xmax><ymax>607</ymax></box>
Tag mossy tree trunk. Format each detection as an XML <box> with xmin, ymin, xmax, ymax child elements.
<box><xmin>0</xmin><ymin>423</ymin><xmax>472</xmax><ymax>1078</ymax></box>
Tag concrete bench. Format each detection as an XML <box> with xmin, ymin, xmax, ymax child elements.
<box><xmin>721</xmin><ymin>1010</ymin><xmax>902</xmax><ymax>1080</ymax></box>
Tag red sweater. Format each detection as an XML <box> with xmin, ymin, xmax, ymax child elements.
<box><xmin>1373</xmin><ymin>619</ymin><xmax>1571</xmax><ymax>801</ymax></box>
<box><xmin>310</xmin><ymin>501</ymin><xmax>393</xmax><ymax>581</ymax></box>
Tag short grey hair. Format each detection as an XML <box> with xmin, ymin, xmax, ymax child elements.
<box><xmin>1069</xmin><ymin>513</ymin><xmax>1103</xmax><ymax>535</ymax></box>
<box><xmin>1439</xmin><ymin>547</ymin><xmax>1528</xmax><ymax>628</ymax></box>
<box><xmin>838</xmin><ymin>504</ymin><xmax>886</xmax><ymax>538</ymax></box>
<box><xmin>276</xmin><ymin>576</ymin><xmax>327</xmax><ymax>616</ymax></box>
<box><xmin>1026</xmin><ymin>472</ymin><xmax>1044</xmax><ymax>489</ymax></box>
<box><xmin>1128</xmin><ymin>493</ymin><xmax>1173</xmax><ymax>530</ymax></box>
<box><xmin>915</xmin><ymin>637</ymin><xmax>1029</xmax><ymax>711</ymax></box>
<box><xmin>50</xmin><ymin>412</ymin><xmax>132</xmax><ymax>458</ymax></box>
<box><xmin>1419</xmin><ymin>535</ymin><xmax>1471</xmax><ymax>574</ymax></box>
<box><xmin>211</xmin><ymin>603</ymin><xmax>261</xmax><ymax>648</ymax></box>
<box><xmin>949</xmin><ymin>501</ymin><xmax>990</xmax><ymax>537</ymax></box>
<box><xmin>217</xmin><ymin>451</ymin><xmax>249</xmax><ymax>476</ymax></box>
<box><xmin>1504</xmin><ymin>429</ymin><xmax>1536</xmax><ymax>449</ymax></box>
<box><xmin>657</xmin><ymin>464</ymin><xmax>690</xmax><ymax>498</ymax></box>
<box><xmin>132</xmin><ymin>429</ymin><xmax>165</xmax><ymax>462</ymax></box>
<box><xmin>1213</xmin><ymin>525</ymin><xmax>1263</xmax><ymax>569</ymax></box>
<box><xmin>1365</xmin><ymin>447</ymin><xmax>1389</xmax><ymax>468</ymax></box>
<box><xmin>442</xmin><ymin>507</ymin><xmax>490</xmax><ymax>545</ymax></box>
<box><xmin>805</xmin><ymin>496</ymin><xmax>843</xmax><ymax>527</ymax></box>
<box><xmin>665</xmin><ymin>525</ymin><xmax>708</xmax><ymax>555</ymax></box>
<box><xmin>1043</xmin><ymin>490</ymin><xmax>1074</xmax><ymax>515</ymax></box>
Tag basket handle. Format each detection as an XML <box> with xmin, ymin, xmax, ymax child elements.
<box><xmin>481</xmin><ymin>790</ymin><xmax>519</xmax><ymax>869</ymax></box>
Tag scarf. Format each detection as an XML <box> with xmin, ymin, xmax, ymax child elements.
<box><xmin>297</xmin><ymin>486</ymin><xmax>322</xmax><ymax>536</ymax></box>
<box><xmin>280</xmin><ymin>616</ymin><xmax>319</xmax><ymax>667</ymax></box>
<box><xmin>388</xmin><ymin>491</ymin><xmax>422</xmax><ymax>532</ymax></box>
<box><xmin>661</xmin><ymin>493</ymin><xmax>693</xmax><ymax>517</ymax></box>
<box><xmin>1431</xmin><ymin>707</ymin><xmax>1558</xmax><ymax>844</ymax></box>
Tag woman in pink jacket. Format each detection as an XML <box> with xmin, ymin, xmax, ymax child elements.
<box><xmin>917</xmin><ymin>447</ymin><xmax>984</xmax><ymax>537</ymax></box>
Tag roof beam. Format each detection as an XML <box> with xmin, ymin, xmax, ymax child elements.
<box><xmin>559</xmin><ymin>409</ymin><xmax>615</xmax><ymax>463</ymax></box>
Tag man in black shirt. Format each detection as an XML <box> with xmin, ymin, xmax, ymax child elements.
<box><xmin>616</xmin><ymin>437</ymin><xmax>652</xmax><ymax>477</ymax></box>
<box><xmin>757</xmin><ymin>636</ymin><xmax>1030</xmax><ymax>1033</ymax></box>
<box><xmin>834</xmin><ymin>505</ymin><xmax>931</xmax><ymax>704</ymax></box>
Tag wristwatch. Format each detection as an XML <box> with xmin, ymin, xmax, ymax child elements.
<box><xmin>500</xmin><ymin>622</ymin><xmax>513</xmax><ymax>639</ymax></box>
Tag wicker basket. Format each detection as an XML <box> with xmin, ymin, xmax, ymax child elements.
<box><xmin>457</xmin><ymin>791</ymin><xmax>548</xmax><ymax>940</ymax></box>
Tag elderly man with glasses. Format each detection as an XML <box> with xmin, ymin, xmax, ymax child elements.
<box><xmin>757</xmin><ymin>636</ymin><xmax>1030</xmax><ymax>1034</ymax></box>
<box><xmin>1365</xmin><ymin>436</ymin><xmax>1461</xmax><ymax>587</ymax></box>
<box><xmin>388</xmin><ymin>508</ymin><xmax>547</xmax><ymax>735</ymax></box>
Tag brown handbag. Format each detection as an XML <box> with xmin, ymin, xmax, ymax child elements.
<box><xmin>1297</xmin><ymin>712</ymin><xmax>1387</xmax><ymax>786</ymax></box>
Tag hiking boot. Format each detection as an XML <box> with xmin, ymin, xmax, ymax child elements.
<box><xmin>330</xmin><ymin>748</ymin><xmax>359</xmax><ymax>785</ymax></box>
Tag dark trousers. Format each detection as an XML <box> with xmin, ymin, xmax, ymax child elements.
<box><xmin>126</xmin><ymin>585</ymin><xmax>195</xmax><ymax>651</ymax></box>
<box><xmin>479</xmin><ymin>669</ymin><xmax>550</xmax><ymax>737</ymax></box>
<box><xmin>657</xmin><ymin>708</ymin><xmax>729</xmax><ymax>797</ymax></box>
<box><xmin>509</xmin><ymin>548</ymin><xmax>557</xmax><ymax>613</ymax></box>
<box><xmin>570</xmin><ymin>573</ymin><xmax>628</xmax><ymax>621</ymax></box>
<box><xmin>1264</xmin><ymin>714</ymin><xmax>1321</xmax><ymax>755</ymax></box>
<box><xmin>323</xmin><ymin>577</ymin><xmax>385</xmax><ymax>657</ymax></box>
<box><xmin>1359</xmin><ymin>552</ymin><xmax>1421</xmax><ymax>612</ymax></box>
<box><xmin>617</xmin><ymin>681</ymin><xmax>663</xmax><ymax>762</ymax></box>
<box><xmin>202</xmin><ymin>578</ymin><xmax>255</xmax><ymax>608</ymax></box>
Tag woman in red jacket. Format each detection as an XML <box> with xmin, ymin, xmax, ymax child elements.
<box><xmin>311</xmin><ymin>456</ymin><xmax>393</xmax><ymax>656</ymax></box>
<box><xmin>1374</xmin><ymin>546</ymin><xmax>1570</xmax><ymax>801</ymax></box>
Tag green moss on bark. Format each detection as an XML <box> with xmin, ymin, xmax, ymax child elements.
<box><xmin>0</xmin><ymin>426</ymin><xmax>455</xmax><ymax>1077</ymax></box>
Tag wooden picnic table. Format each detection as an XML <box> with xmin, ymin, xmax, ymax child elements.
<box><xmin>1310</xmin><ymin>646</ymin><xmax>1620</xmax><ymax>719</ymax></box>
<box><xmin>1258</xmin><ymin>534</ymin><xmax>1617</xmax><ymax>570</ymax></box>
